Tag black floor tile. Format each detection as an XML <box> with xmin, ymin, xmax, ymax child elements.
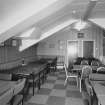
<box><xmin>66</xmin><ymin>90</ymin><xmax>82</xmax><ymax>98</ymax></box>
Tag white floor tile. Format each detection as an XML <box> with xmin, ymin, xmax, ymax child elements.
<box><xmin>28</xmin><ymin>95</ymin><xmax>48</xmax><ymax>104</ymax></box>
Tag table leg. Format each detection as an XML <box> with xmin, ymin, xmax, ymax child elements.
<box><xmin>38</xmin><ymin>73</ymin><xmax>40</xmax><ymax>90</ymax></box>
<box><xmin>33</xmin><ymin>75</ymin><xmax>35</xmax><ymax>96</ymax></box>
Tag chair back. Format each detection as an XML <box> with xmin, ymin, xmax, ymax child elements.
<box><xmin>97</xmin><ymin>67</ymin><xmax>105</xmax><ymax>73</ymax></box>
<box><xmin>91</xmin><ymin>60</ymin><xmax>99</xmax><ymax>66</ymax></box>
<box><xmin>0</xmin><ymin>88</ymin><xmax>13</xmax><ymax>105</ymax></box>
<box><xmin>81</xmin><ymin>66</ymin><xmax>92</xmax><ymax>79</ymax></box>
<box><xmin>81</xmin><ymin>60</ymin><xmax>88</xmax><ymax>65</ymax></box>
<box><xmin>64</xmin><ymin>64</ymin><xmax>68</xmax><ymax>77</ymax></box>
<box><xmin>13</xmin><ymin>78</ymin><xmax>26</xmax><ymax>95</ymax></box>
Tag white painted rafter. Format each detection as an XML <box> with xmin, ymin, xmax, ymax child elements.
<box><xmin>89</xmin><ymin>18</ymin><xmax>105</xmax><ymax>29</ymax></box>
<box><xmin>19</xmin><ymin>19</ymin><xmax>76</xmax><ymax>51</ymax></box>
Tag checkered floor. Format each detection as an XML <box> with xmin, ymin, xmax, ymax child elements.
<box><xmin>25</xmin><ymin>70</ymin><xmax>84</xmax><ymax>105</ymax></box>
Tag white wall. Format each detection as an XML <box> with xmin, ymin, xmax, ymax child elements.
<box><xmin>0</xmin><ymin>44</ymin><xmax>38</xmax><ymax>70</ymax></box>
<box><xmin>37</xmin><ymin>24</ymin><xmax>103</xmax><ymax>61</ymax></box>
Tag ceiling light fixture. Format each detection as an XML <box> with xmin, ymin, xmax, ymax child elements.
<box><xmin>72</xmin><ymin>20</ymin><xmax>90</xmax><ymax>31</ymax></box>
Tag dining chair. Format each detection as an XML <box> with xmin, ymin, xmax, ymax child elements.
<box><xmin>64</xmin><ymin>64</ymin><xmax>79</xmax><ymax>87</ymax></box>
<box><xmin>80</xmin><ymin>65</ymin><xmax>92</xmax><ymax>92</ymax></box>
<box><xmin>91</xmin><ymin>60</ymin><xmax>99</xmax><ymax>73</ymax></box>
<box><xmin>0</xmin><ymin>88</ymin><xmax>13</xmax><ymax>105</ymax></box>
<box><xmin>49</xmin><ymin>58</ymin><xmax>57</xmax><ymax>73</ymax></box>
<box><xmin>81</xmin><ymin>60</ymin><xmax>88</xmax><ymax>65</ymax></box>
<box><xmin>12</xmin><ymin>78</ymin><xmax>26</xmax><ymax>105</ymax></box>
<box><xmin>91</xmin><ymin>60</ymin><xmax>99</xmax><ymax>66</ymax></box>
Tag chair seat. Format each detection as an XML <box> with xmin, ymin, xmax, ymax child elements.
<box><xmin>57</xmin><ymin>62</ymin><xmax>64</xmax><ymax>69</ymax></box>
<box><xmin>67</xmin><ymin>72</ymin><xmax>78</xmax><ymax>77</ymax></box>
<box><xmin>67</xmin><ymin>75</ymin><xmax>78</xmax><ymax>78</ymax></box>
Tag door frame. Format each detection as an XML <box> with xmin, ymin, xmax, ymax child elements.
<box><xmin>66</xmin><ymin>40</ymin><xmax>79</xmax><ymax>67</ymax></box>
<box><xmin>82</xmin><ymin>40</ymin><xmax>95</xmax><ymax>58</ymax></box>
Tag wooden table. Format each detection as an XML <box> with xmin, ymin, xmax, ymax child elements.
<box><xmin>30</xmin><ymin>62</ymin><xmax>48</xmax><ymax>93</ymax></box>
<box><xmin>14</xmin><ymin>62</ymin><xmax>48</xmax><ymax>95</ymax></box>
<box><xmin>0</xmin><ymin>61</ymin><xmax>48</xmax><ymax>96</ymax></box>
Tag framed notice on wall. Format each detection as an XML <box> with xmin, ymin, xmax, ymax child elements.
<box><xmin>12</xmin><ymin>39</ymin><xmax>17</xmax><ymax>46</ymax></box>
<box><xmin>77</xmin><ymin>32</ymin><xmax>84</xmax><ymax>38</ymax></box>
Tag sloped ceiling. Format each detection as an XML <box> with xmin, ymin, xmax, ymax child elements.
<box><xmin>0</xmin><ymin>0</ymin><xmax>105</xmax><ymax>51</ymax></box>
<box><xmin>89</xmin><ymin>0</ymin><xmax>105</xmax><ymax>29</ymax></box>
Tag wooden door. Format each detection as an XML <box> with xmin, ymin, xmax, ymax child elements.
<box><xmin>83</xmin><ymin>41</ymin><xmax>94</xmax><ymax>58</ymax></box>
